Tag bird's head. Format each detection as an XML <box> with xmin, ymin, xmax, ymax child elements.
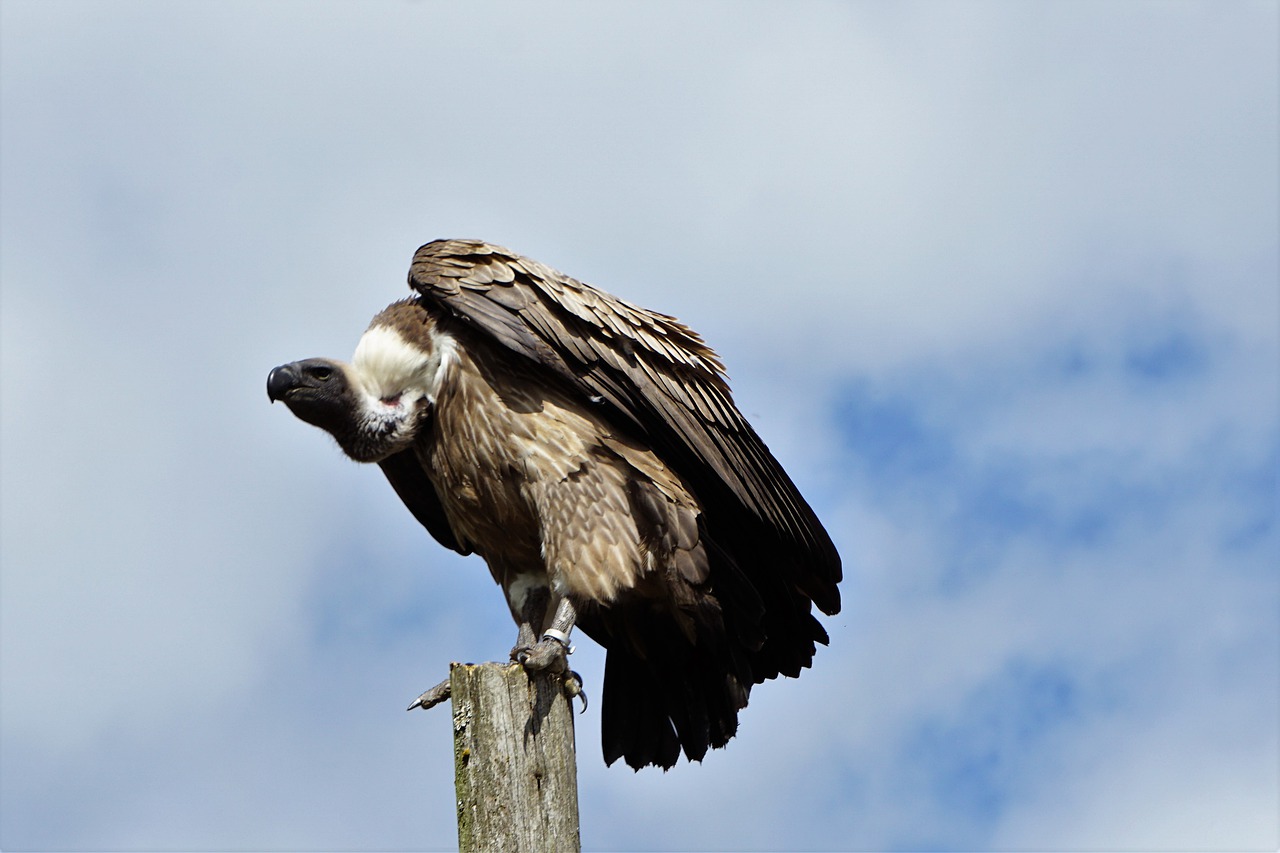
<box><xmin>268</xmin><ymin>300</ymin><xmax>452</xmax><ymax>463</ymax></box>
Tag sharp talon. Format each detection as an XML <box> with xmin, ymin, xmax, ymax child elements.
<box><xmin>564</xmin><ymin>670</ymin><xmax>588</xmax><ymax>713</ymax></box>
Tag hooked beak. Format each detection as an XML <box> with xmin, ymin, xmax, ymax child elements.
<box><xmin>267</xmin><ymin>363</ymin><xmax>300</xmax><ymax>402</ymax></box>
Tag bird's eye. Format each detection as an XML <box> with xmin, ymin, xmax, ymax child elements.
<box><xmin>307</xmin><ymin>365</ymin><xmax>334</xmax><ymax>381</ymax></box>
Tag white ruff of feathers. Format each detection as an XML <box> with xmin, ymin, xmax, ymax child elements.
<box><xmin>348</xmin><ymin>323</ymin><xmax>456</xmax><ymax>451</ymax></box>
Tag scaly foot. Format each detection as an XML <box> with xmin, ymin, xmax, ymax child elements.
<box><xmin>514</xmin><ymin>636</ymin><xmax>588</xmax><ymax>712</ymax></box>
<box><xmin>406</xmin><ymin>677</ymin><xmax>451</xmax><ymax>711</ymax></box>
<box><xmin>517</xmin><ymin>636</ymin><xmax>570</xmax><ymax>674</ymax></box>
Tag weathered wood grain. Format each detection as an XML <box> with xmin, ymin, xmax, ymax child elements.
<box><xmin>451</xmin><ymin>662</ymin><xmax>580</xmax><ymax>852</ymax></box>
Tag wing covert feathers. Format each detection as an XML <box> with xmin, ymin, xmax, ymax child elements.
<box><xmin>408</xmin><ymin>238</ymin><xmax>841</xmax><ymax>614</ymax></box>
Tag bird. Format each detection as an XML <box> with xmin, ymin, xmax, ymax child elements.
<box><xmin>267</xmin><ymin>239</ymin><xmax>841</xmax><ymax>770</ymax></box>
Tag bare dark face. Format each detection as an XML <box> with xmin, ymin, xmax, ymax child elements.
<box><xmin>267</xmin><ymin>358</ymin><xmax>354</xmax><ymax>436</ymax></box>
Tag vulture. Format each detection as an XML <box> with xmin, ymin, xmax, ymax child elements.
<box><xmin>267</xmin><ymin>239</ymin><xmax>841</xmax><ymax>770</ymax></box>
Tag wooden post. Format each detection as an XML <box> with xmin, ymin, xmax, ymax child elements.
<box><xmin>450</xmin><ymin>662</ymin><xmax>581</xmax><ymax>853</ymax></box>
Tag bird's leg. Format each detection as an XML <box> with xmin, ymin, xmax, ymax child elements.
<box><xmin>517</xmin><ymin>595</ymin><xmax>586</xmax><ymax>710</ymax></box>
<box><xmin>508</xmin><ymin>583</ymin><xmax>550</xmax><ymax>663</ymax></box>
<box><xmin>518</xmin><ymin>595</ymin><xmax>576</xmax><ymax>672</ymax></box>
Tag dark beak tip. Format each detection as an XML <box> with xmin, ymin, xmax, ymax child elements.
<box><xmin>266</xmin><ymin>364</ymin><xmax>296</xmax><ymax>403</ymax></box>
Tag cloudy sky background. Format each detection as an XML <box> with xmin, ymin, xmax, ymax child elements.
<box><xmin>2</xmin><ymin>2</ymin><xmax>1276</xmax><ymax>850</ymax></box>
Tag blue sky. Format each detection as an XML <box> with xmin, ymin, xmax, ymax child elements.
<box><xmin>2</xmin><ymin>2</ymin><xmax>1276</xmax><ymax>850</ymax></box>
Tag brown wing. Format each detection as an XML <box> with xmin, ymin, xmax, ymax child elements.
<box><xmin>407</xmin><ymin>239</ymin><xmax>841</xmax><ymax>616</ymax></box>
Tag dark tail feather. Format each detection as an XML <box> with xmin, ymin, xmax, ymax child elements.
<box><xmin>595</xmin><ymin>606</ymin><xmax>749</xmax><ymax>771</ymax></box>
<box><xmin>601</xmin><ymin>649</ymin><xmax>681</xmax><ymax>770</ymax></box>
